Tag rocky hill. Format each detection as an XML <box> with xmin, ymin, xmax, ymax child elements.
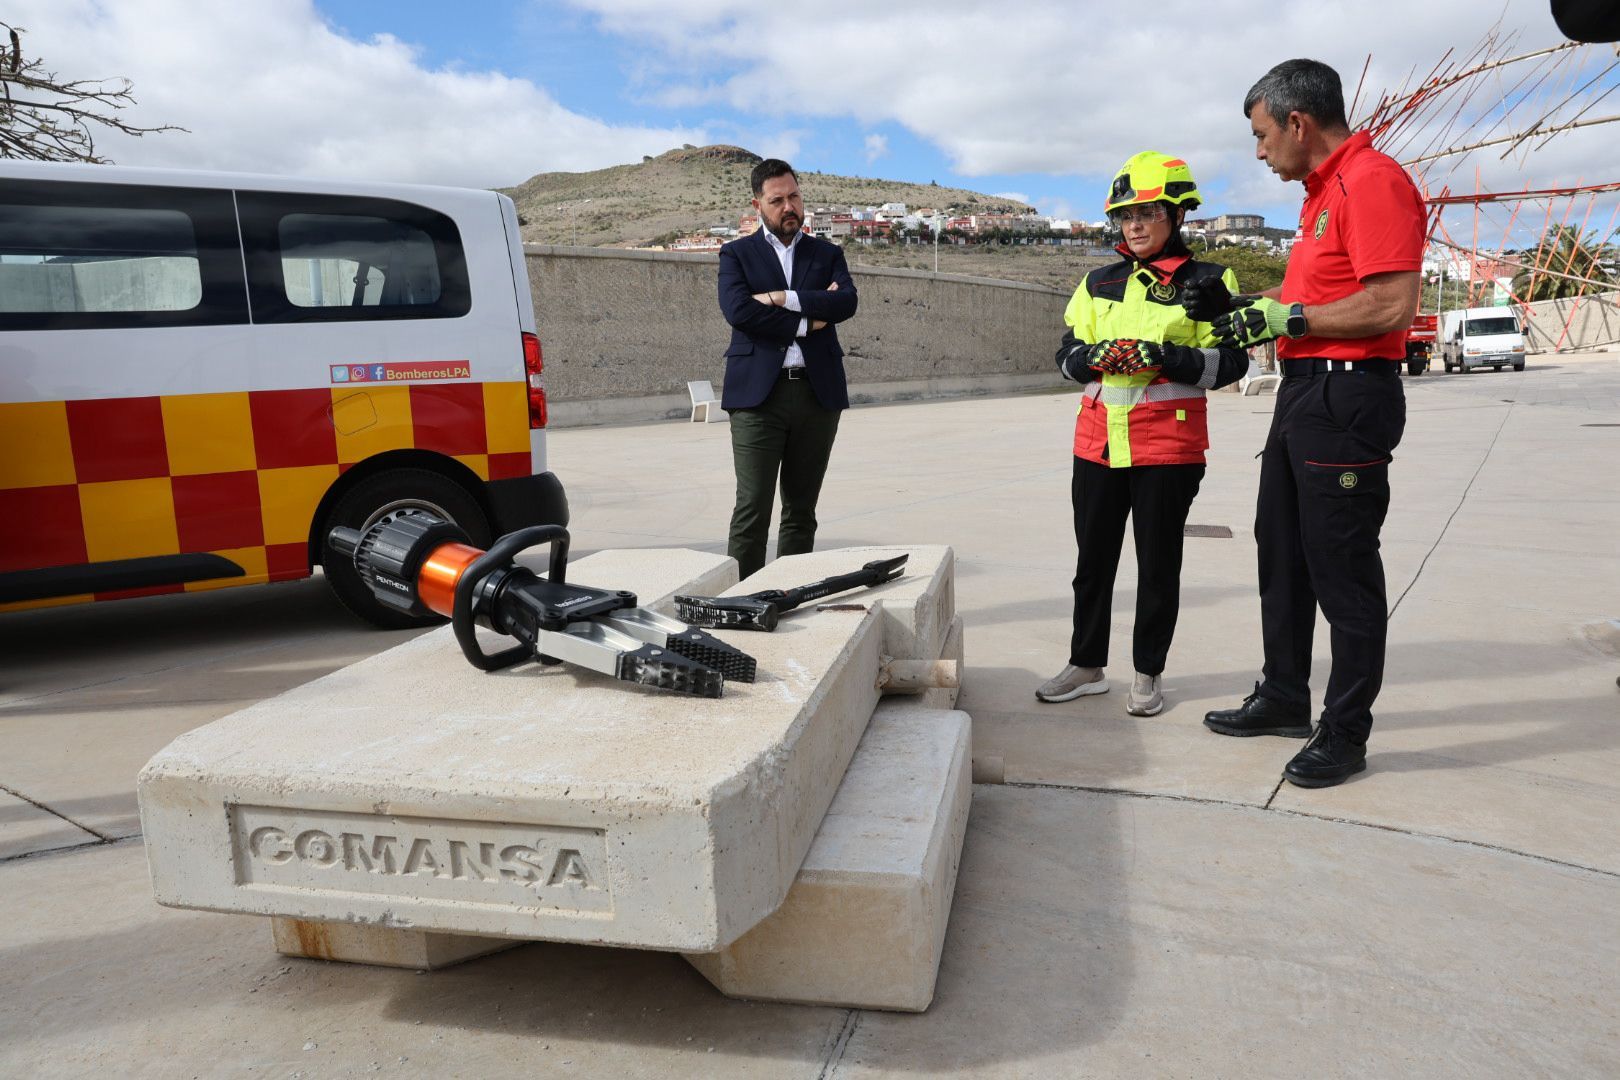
<box><xmin>502</xmin><ymin>145</ymin><xmax>1036</xmax><ymax>249</ymax></box>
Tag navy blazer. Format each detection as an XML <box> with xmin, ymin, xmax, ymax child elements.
<box><xmin>717</xmin><ymin>228</ymin><xmax>858</xmax><ymax>411</ymax></box>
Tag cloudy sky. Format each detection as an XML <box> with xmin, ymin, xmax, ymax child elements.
<box><xmin>9</xmin><ymin>0</ymin><xmax>1617</xmax><ymax>234</ymax></box>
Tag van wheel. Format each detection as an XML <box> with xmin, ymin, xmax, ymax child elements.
<box><xmin>321</xmin><ymin>469</ymin><xmax>491</xmax><ymax>629</ymax></box>
<box><xmin>1513</xmin><ymin>361</ymin><xmax>1525</xmax><ymax>371</ymax></box>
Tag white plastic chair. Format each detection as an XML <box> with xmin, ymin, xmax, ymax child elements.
<box><xmin>688</xmin><ymin>380</ymin><xmax>728</xmax><ymax>423</ymax></box>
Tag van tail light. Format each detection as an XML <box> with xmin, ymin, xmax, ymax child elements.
<box><xmin>522</xmin><ymin>332</ymin><xmax>547</xmax><ymax>429</ymax></box>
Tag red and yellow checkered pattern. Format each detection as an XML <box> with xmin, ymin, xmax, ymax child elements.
<box><xmin>0</xmin><ymin>382</ymin><xmax>531</xmax><ymax>611</ymax></box>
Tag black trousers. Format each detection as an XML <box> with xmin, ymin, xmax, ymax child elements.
<box><xmin>727</xmin><ymin>372</ymin><xmax>842</xmax><ymax>580</ymax></box>
<box><xmin>1256</xmin><ymin>370</ymin><xmax>1406</xmax><ymax>743</ymax></box>
<box><xmin>1070</xmin><ymin>456</ymin><xmax>1205</xmax><ymax>676</ymax></box>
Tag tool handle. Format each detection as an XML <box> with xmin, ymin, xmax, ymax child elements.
<box><xmin>453</xmin><ymin>525</ymin><xmax>571</xmax><ymax>671</ymax></box>
<box><xmin>775</xmin><ymin>555</ymin><xmax>908</xmax><ymax>611</ymax></box>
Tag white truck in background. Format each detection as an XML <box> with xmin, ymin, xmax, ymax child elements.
<box><xmin>1440</xmin><ymin>307</ymin><xmax>1527</xmax><ymax>373</ymax></box>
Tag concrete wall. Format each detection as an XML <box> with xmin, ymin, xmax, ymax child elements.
<box><xmin>524</xmin><ymin>246</ymin><xmax>1071</xmax><ymax>426</ymax></box>
<box><xmin>0</xmin><ymin>258</ymin><xmax>200</xmax><ymax>313</ymax></box>
<box><xmin>1520</xmin><ymin>290</ymin><xmax>1620</xmax><ymax>353</ymax></box>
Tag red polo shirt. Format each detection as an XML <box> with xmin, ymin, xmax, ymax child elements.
<box><xmin>1280</xmin><ymin>131</ymin><xmax>1426</xmax><ymax>360</ymax></box>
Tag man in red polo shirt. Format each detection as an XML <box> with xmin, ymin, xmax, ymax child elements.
<box><xmin>1194</xmin><ymin>58</ymin><xmax>1426</xmax><ymax>788</ymax></box>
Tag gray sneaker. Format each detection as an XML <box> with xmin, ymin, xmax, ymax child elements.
<box><xmin>1035</xmin><ymin>665</ymin><xmax>1108</xmax><ymax>703</ymax></box>
<box><xmin>1127</xmin><ymin>672</ymin><xmax>1163</xmax><ymax>716</ymax></box>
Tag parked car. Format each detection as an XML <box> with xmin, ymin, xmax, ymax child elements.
<box><xmin>0</xmin><ymin>160</ymin><xmax>566</xmax><ymax>627</ymax></box>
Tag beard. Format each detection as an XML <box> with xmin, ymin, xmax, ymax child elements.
<box><xmin>766</xmin><ymin>210</ymin><xmax>801</xmax><ymax>242</ymax></box>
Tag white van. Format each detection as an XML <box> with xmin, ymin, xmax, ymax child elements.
<box><xmin>0</xmin><ymin>161</ymin><xmax>566</xmax><ymax>627</ymax></box>
<box><xmin>1440</xmin><ymin>307</ymin><xmax>1526</xmax><ymax>373</ymax></box>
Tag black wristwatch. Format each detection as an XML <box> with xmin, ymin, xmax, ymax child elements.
<box><xmin>1285</xmin><ymin>302</ymin><xmax>1308</xmax><ymax>338</ymax></box>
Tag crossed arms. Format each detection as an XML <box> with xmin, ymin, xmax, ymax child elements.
<box><xmin>717</xmin><ymin>242</ymin><xmax>859</xmax><ymax>346</ymax></box>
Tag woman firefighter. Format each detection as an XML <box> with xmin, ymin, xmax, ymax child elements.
<box><xmin>1036</xmin><ymin>151</ymin><xmax>1250</xmax><ymax>715</ymax></box>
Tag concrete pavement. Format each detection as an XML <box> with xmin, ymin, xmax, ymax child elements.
<box><xmin>4</xmin><ymin>352</ymin><xmax>1617</xmax><ymax>1077</ymax></box>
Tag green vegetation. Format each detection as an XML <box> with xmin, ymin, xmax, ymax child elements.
<box><xmin>1510</xmin><ymin>225</ymin><xmax>1617</xmax><ymax>301</ymax></box>
<box><xmin>1192</xmin><ymin>241</ymin><xmax>1289</xmax><ymax>294</ymax></box>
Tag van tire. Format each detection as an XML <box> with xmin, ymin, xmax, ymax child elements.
<box><xmin>1513</xmin><ymin>361</ymin><xmax>1525</xmax><ymax>371</ymax></box>
<box><xmin>321</xmin><ymin>469</ymin><xmax>491</xmax><ymax>629</ymax></box>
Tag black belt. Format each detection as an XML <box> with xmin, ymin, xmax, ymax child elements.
<box><xmin>780</xmin><ymin>366</ymin><xmax>807</xmax><ymax>380</ymax></box>
<box><xmin>1281</xmin><ymin>358</ymin><xmax>1399</xmax><ymax>377</ymax></box>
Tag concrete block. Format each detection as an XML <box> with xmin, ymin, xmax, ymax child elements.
<box><xmin>685</xmin><ymin>704</ymin><xmax>972</xmax><ymax>1012</ymax></box>
<box><xmin>138</xmin><ymin>545</ymin><xmax>955</xmax><ymax>954</ymax></box>
<box><xmin>912</xmin><ymin>614</ymin><xmax>963</xmax><ymax>711</ymax></box>
<box><xmin>271</xmin><ymin>918</ymin><xmax>517</xmax><ymax>970</ymax></box>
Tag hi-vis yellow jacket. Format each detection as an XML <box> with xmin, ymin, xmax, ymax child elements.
<box><xmin>1064</xmin><ymin>252</ymin><xmax>1242</xmax><ymax>467</ymax></box>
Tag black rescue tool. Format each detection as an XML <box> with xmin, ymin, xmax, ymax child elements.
<box><xmin>673</xmin><ymin>554</ymin><xmax>909</xmax><ymax>632</ymax></box>
<box><xmin>328</xmin><ymin>510</ymin><xmax>756</xmax><ymax>696</ymax></box>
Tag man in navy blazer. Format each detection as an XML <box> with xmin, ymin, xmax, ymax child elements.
<box><xmin>717</xmin><ymin>158</ymin><xmax>858</xmax><ymax>579</ymax></box>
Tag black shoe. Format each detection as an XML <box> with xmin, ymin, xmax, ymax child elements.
<box><xmin>1283</xmin><ymin>726</ymin><xmax>1367</xmax><ymax>788</ymax></box>
<box><xmin>1203</xmin><ymin>682</ymin><xmax>1312</xmax><ymax>738</ymax></box>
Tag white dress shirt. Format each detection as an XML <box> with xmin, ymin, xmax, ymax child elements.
<box><xmin>761</xmin><ymin>227</ymin><xmax>810</xmax><ymax>370</ymax></box>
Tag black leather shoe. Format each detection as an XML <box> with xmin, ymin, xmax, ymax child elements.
<box><xmin>1203</xmin><ymin>682</ymin><xmax>1312</xmax><ymax>737</ymax></box>
<box><xmin>1283</xmin><ymin>726</ymin><xmax>1367</xmax><ymax>788</ymax></box>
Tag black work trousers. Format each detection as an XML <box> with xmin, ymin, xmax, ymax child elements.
<box><xmin>1256</xmin><ymin>369</ymin><xmax>1406</xmax><ymax>743</ymax></box>
<box><xmin>727</xmin><ymin>372</ymin><xmax>842</xmax><ymax>580</ymax></box>
<box><xmin>1069</xmin><ymin>456</ymin><xmax>1205</xmax><ymax>677</ymax></box>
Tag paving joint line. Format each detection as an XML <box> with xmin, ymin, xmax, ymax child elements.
<box><xmin>1389</xmin><ymin>397</ymin><xmax>1515</xmax><ymax>618</ymax></box>
<box><xmin>0</xmin><ymin>833</ymin><xmax>139</xmax><ymax>866</ymax></box>
<box><xmin>816</xmin><ymin>1008</ymin><xmax>862</xmax><ymax>1080</ymax></box>
<box><xmin>999</xmin><ymin>780</ymin><xmax>1617</xmax><ymax>880</ymax></box>
<box><xmin>0</xmin><ymin>782</ymin><xmax>113</xmax><ymax>841</ymax></box>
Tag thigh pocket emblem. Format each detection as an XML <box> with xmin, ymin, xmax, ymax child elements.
<box><xmin>1304</xmin><ymin>458</ymin><xmax>1390</xmax><ymax>554</ymax></box>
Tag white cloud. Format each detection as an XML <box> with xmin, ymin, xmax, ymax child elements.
<box><xmin>864</xmin><ymin>133</ymin><xmax>890</xmax><ymax>163</ymax></box>
<box><xmin>563</xmin><ymin>0</ymin><xmax>1620</xmax><ymax>228</ymax></box>
<box><xmin>992</xmin><ymin>191</ymin><xmax>1030</xmax><ymax>205</ymax></box>
<box><xmin>6</xmin><ymin>0</ymin><xmax>706</xmax><ymax>187</ymax></box>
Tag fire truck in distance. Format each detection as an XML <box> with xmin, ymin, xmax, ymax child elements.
<box><xmin>1404</xmin><ymin>312</ymin><xmax>1438</xmax><ymax>375</ymax></box>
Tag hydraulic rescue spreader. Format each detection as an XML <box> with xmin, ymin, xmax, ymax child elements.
<box><xmin>327</xmin><ymin>510</ymin><xmax>757</xmax><ymax>697</ymax></box>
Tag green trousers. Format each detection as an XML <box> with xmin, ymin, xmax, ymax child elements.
<box><xmin>727</xmin><ymin>373</ymin><xmax>842</xmax><ymax>580</ymax></box>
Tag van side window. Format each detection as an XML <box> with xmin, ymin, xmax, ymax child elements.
<box><xmin>278</xmin><ymin>214</ymin><xmax>442</xmax><ymax>308</ymax></box>
<box><xmin>0</xmin><ymin>181</ymin><xmax>247</xmax><ymax>331</ymax></box>
<box><xmin>238</xmin><ymin>193</ymin><xmax>471</xmax><ymax>323</ymax></box>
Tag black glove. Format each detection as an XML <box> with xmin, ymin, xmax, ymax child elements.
<box><xmin>1055</xmin><ymin>330</ymin><xmax>1092</xmax><ymax>382</ymax></box>
<box><xmin>1180</xmin><ymin>278</ymin><xmax>1237</xmax><ymax>321</ymax></box>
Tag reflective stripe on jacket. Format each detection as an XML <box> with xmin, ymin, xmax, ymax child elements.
<box><xmin>1064</xmin><ymin>256</ymin><xmax>1240</xmax><ymax>468</ymax></box>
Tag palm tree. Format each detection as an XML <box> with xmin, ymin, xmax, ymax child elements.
<box><xmin>1511</xmin><ymin>225</ymin><xmax>1617</xmax><ymax>301</ymax></box>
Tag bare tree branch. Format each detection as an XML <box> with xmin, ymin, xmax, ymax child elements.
<box><xmin>0</xmin><ymin>19</ymin><xmax>184</xmax><ymax>162</ymax></box>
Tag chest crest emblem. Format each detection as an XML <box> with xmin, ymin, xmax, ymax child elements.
<box><xmin>1148</xmin><ymin>281</ymin><xmax>1178</xmax><ymax>303</ymax></box>
<box><xmin>1314</xmin><ymin>210</ymin><xmax>1330</xmax><ymax>239</ymax></box>
<box><xmin>1339</xmin><ymin>471</ymin><xmax>1359</xmax><ymax>489</ymax></box>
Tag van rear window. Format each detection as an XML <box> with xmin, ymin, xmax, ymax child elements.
<box><xmin>0</xmin><ymin>182</ymin><xmax>246</xmax><ymax>330</ymax></box>
<box><xmin>1465</xmin><ymin>317</ymin><xmax>1519</xmax><ymax>336</ymax></box>
<box><xmin>239</xmin><ymin>193</ymin><xmax>470</xmax><ymax>323</ymax></box>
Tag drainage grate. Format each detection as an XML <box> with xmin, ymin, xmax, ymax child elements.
<box><xmin>1183</xmin><ymin>524</ymin><xmax>1233</xmax><ymax>538</ymax></box>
